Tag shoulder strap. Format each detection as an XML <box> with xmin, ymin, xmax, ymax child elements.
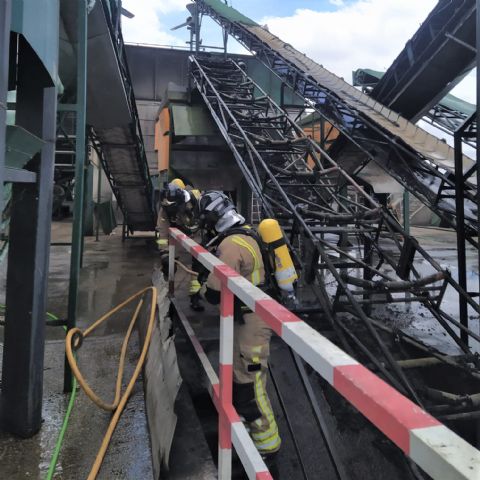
<box><xmin>219</xmin><ymin>225</ymin><xmax>279</xmax><ymax>296</ymax></box>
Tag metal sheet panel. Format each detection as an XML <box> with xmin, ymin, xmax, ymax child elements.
<box><xmin>11</xmin><ymin>0</ymin><xmax>60</xmax><ymax>85</ymax></box>
<box><xmin>137</xmin><ymin>100</ymin><xmax>161</xmax><ymax>173</ymax></box>
<box><xmin>5</xmin><ymin>124</ymin><xmax>45</xmax><ymax>168</ymax></box>
<box><xmin>171</xmin><ymin>104</ymin><xmax>217</xmax><ymax>136</ymax></box>
<box><xmin>86</xmin><ymin>2</ymin><xmax>131</xmax><ymax>128</ymax></box>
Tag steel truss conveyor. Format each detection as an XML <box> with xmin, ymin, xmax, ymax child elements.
<box><xmin>193</xmin><ymin>0</ymin><xmax>478</xmax><ymax>246</ymax></box>
<box><xmin>353</xmin><ymin>69</ymin><xmax>477</xmax><ymax>148</ymax></box>
<box><xmin>89</xmin><ymin>0</ymin><xmax>156</xmax><ymax>232</ymax></box>
<box><xmin>370</xmin><ymin>0</ymin><xmax>476</xmax><ymax>125</ymax></box>
<box><xmin>190</xmin><ymin>56</ymin><xmax>480</xmax><ymax>410</ymax></box>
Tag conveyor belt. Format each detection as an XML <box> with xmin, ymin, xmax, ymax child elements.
<box><xmin>190</xmin><ymin>55</ymin><xmax>480</xmax><ymax>407</ymax></box>
<box><xmin>353</xmin><ymin>68</ymin><xmax>476</xmax><ymax>147</ymax></box>
<box><xmin>194</xmin><ymin>0</ymin><xmax>477</xmax><ymax>238</ymax></box>
<box><xmin>86</xmin><ymin>1</ymin><xmax>156</xmax><ymax>231</ymax></box>
<box><xmin>370</xmin><ymin>0</ymin><xmax>476</xmax><ymax>124</ymax></box>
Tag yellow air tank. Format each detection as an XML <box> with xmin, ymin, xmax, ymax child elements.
<box><xmin>258</xmin><ymin>219</ymin><xmax>298</xmax><ymax>294</ymax></box>
<box><xmin>189</xmin><ymin>188</ymin><xmax>201</xmax><ymax>200</ymax></box>
<box><xmin>171</xmin><ymin>178</ymin><xmax>186</xmax><ymax>189</ymax></box>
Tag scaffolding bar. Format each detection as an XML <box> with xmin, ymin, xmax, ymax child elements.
<box><xmin>454</xmin><ymin>126</ymin><xmax>469</xmax><ymax>345</ymax></box>
<box><xmin>477</xmin><ymin>0</ymin><xmax>480</xmax><ymax>312</ymax></box>
<box><xmin>0</xmin><ymin>0</ymin><xmax>10</xmax><ymax>214</ymax></box>
<box><xmin>65</xmin><ymin>0</ymin><xmax>88</xmax><ymax>392</ymax></box>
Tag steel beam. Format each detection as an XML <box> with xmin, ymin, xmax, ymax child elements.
<box><xmin>4</xmin><ymin>167</ymin><xmax>36</xmax><ymax>183</ymax></box>
<box><xmin>454</xmin><ymin>126</ymin><xmax>469</xmax><ymax>345</ymax></box>
<box><xmin>477</xmin><ymin>0</ymin><xmax>480</xmax><ymax>324</ymax></box>
<box><xmin>197</xmin><ymin>2</ymin><xmax>479</xmax><ymax>242</ymax></box>
<box><xmin>190</xmin><ymin>55</ymin><xmax>480</xmax><ymax>407</ymax></box>
<box><xmin>0</xmin><ymin>0</ymin><xmax>11</xmax><ymax>214</ymax></box>
<box><xmin>65</xmin><ymin>0</ymin><xmax>88</xmax><ymax>392</ymax></box>
<box><xmin>1</xmin><ymin>44</ymin><xmax>57</xmax><ymax>437</ymax></box>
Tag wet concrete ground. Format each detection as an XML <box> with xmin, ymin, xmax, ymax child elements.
<box><xmin>0</xmin><ymin>221</ymin><xmax>159</xmax><ymax>479</ymax></box>
<box><xmin>0</xmin><ymin>221</ymin><xmax>478</xmax><ymax>479</ymax></box>
<box><xmin>377</xmin><ymin>226</ymin><xmax>480</xmax><ymax>355</ymax></box>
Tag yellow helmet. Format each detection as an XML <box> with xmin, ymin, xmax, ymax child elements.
<box><xmin>171</xmin><ymin>178</ymin><xmax>185</xmax><ymax>189</ymax></box>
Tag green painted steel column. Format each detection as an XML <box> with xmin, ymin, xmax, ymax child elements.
<box><xmin>0</xmin><ymin>0</ymin><xmax>11</xmax><ymax>215</ymax></box>
<box><xmin>64</xmin><ymin>0</ymin><xmax>87</xmax><ymax>392</ymax></box>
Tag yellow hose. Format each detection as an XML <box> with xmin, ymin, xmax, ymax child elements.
<box><xmin>175</xmin><ymin>259</ymin><xmax>198</xmax><ymax>276</ymax></box>
<box><xmin>65</xmin><ymin>286</ymin><xmax>157</xmax><ymax>480</ymax></box>
<box><xmin>158</xmin><ymin>251</ymin><xmax>198</xmax><ymax>276</ymax></box>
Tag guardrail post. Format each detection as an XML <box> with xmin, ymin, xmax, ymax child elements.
<box><xmin>219</xmin><ymin>285</ymin><xmax>234</xmax><ymax>479</ymax></box>
<box><xmin>168</xmin><ymin>238</ymin><xmax>176</xmax><ymax>296</ymax></box>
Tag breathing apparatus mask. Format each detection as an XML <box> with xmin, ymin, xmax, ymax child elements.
<box><xmin>199</xmin><ymin>191</ymin><xmax>245</xmax><ymax>233</ymax></box>
<box><xmin>160</xmin><ymin>183</ymin><xmax>190</xmax><ymax>222</ymax></box>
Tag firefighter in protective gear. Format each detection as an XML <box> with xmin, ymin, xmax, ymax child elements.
<box><xmin>200</xmin><ymin>191</ymin><xmax>281</xmax><ymax>457</ymax></box>
<box><xmin>157</xmin><ymin>180</ymin><xmax>204</xmax><ymax>311</ymax></box>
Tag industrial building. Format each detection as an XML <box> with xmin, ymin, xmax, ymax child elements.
<box><xmin>0</xmin><ymin>0</ymin><xmax>479</xmax><ymax>478</ymax></box>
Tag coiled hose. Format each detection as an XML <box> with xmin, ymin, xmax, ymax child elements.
<box><xmin>65</xmin><ymin>286</ymin><xmax>157</xmax><ymax>480</ymax></box>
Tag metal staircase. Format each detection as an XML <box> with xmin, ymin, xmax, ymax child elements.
<box><xmin>190</xmin><ymin>55</ymin><xmax>480</xmax><ymax>406</ymax></box>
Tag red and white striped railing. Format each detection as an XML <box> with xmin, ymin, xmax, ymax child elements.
<box><xmin>168</xmin><ymin>227</ymin><xmax>480</xmax><ymax>480</ymax></box>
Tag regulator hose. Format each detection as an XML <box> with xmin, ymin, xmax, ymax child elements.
<box><xmin>65</xmin><ymin>286</ymin><xmax>157</xmax><ymax>480</ymax></box>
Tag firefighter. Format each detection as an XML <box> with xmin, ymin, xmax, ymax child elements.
<box><xmin>157</xmin><ymin>179</ymin><xmax>204</xmax><ymax>311</ymax></box>
<box><xmin>199</xmin><ymin>191</ymin><xmax>282</xmax><ymax>458</ymax></box>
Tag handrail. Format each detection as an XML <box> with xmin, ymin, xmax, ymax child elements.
<box><xmin>168</xmin><ymin>227</ymin><xmax>480</xmax><ymax>480</ymax></box>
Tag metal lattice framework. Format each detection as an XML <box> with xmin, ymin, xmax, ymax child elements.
<box><xmin>194</xmin><ymin>0</ymin><xmax>478</xmax><ymax>249</ymax></box>
<box><xmin>353</xmin><ymin>69</ymin><xmax>477</xmax><ymax>148</ymax></box>
<box><xmin>424</xmin><ymin>105</ymin><xmax>477</xmax><ymax>149</ymax></box>
<box><xmin>190</xmin><ymin>56</ymin><xmax>480</xmax><ymax>409</ymax></box>
<box><xmin>90</xmin><ymin>0</ymin><xmax>156</xmax><ymax>231</ymax></box>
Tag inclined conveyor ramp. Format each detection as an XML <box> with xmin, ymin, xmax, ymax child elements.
<box><xmin>61</xmin><ymin>1</ymin><xmax>156</xmax><ymax>231</ymax></box>
<box><xmin>193</xmin><ymin>0</ymin><xmax>477</xmax><ymax>239</ymax></box>
<box><xmin>370</xmin><ymin>0</ymin><xmax>476</xmax><ymax>124</ymax></box>
<box><xmin>353</xmin><ymin>68</ymin><xmax>476</xmax><ymax>145</ymax></box>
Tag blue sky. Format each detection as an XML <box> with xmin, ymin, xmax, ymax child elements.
<box><xmin>121</xmin><ymin>0</ymin><xmax>475</xmax><ymax>104</ymax></box>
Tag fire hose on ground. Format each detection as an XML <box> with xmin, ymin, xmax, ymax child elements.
<box><xmin>46</xmin><ymin>286</ymin><xmax>157</xmax><ymax>480</ymax></box>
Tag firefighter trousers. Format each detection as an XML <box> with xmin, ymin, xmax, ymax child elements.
<box><xmin>233</xmin><ymin>312</ymin><xmax>281</xmax><ymax>454</ymax></box>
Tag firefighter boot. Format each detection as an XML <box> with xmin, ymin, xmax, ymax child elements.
<box><xmin>189</xmin><ymin>292</ymin><xmax>205</xmax><ymax>312</ymax></box>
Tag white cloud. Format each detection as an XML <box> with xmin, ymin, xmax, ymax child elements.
<box><xmin>260</xmin><ymin>0</ymin><xmax>475</xmax><ymax>150</ymax></box>
<box><xmin>451</xmin><ymin>70</ymin><xmax>476</xmax><ymax>105</ymax></box>
<box><xmin>262</xmin><ymin>0</ymin><xmax>438</xmax><ymax>82</ymax></box>
<box><xmin>120</xmin><ymin>0</ymin><xmax>475</xmax><ymax>105</ymax></box>
<box><xmin>121</xmin><ymin>0</ymin><xmax>187</xmax><ymax>46</ymax></box>
<box><xmin>155</xmin><ymin>0</ymin><xmax>190</xmax><ymax>15</ymax></box>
